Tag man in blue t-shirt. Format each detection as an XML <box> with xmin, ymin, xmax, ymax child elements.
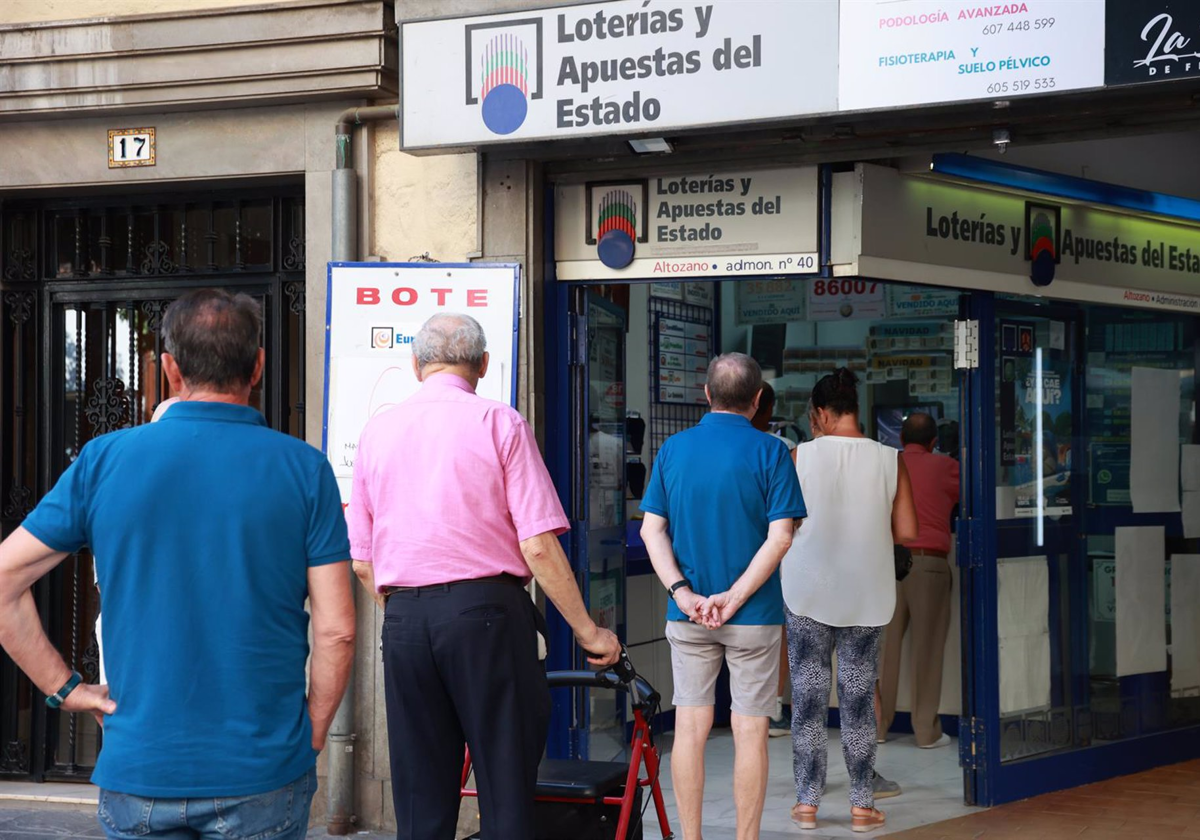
<box><xmin>0</xmin><ymin>289</ymin><xmax>353</xmax><ymax>840</ymax></box>
<box><xmin>641</xmin><ymin>352</ymin><xmax>806</xmax><ymax>840</ymax></box>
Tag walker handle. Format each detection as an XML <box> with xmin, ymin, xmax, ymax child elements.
<box><xmin>610</xmin><ymin>645</ymin><xmax>637</xmax><ymax>686</ymax></box>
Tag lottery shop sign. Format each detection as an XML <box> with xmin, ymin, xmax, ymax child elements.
<box><xmin>399</xmin><ymin>0</ymin><xmax>837</xmax><ymax>149</ymax></box>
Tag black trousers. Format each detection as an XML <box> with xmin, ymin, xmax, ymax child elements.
<box><xmin>382</xmin><ymin>578</ymin><xmax>551</xmax><ymax>840</ymax></box>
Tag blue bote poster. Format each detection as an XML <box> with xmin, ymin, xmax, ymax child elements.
<box><xmin>1011</xmin><ymin>355</ymin><xmax>1073</xmax><ymax>517</ymax></box>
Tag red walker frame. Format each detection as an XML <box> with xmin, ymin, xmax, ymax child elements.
<box><xmin>460</xmin><ymin>652</ymin><xmax>673</xmax><ymax>840</ymax></box>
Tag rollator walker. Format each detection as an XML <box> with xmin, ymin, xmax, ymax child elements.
<box><xmin>462</xmin><ymin>647</ymin><xmax>673</xmax><ymax>840</ymax></box>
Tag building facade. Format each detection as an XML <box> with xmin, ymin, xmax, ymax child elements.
<box><xmin>5</xmin><ymin>0</ymin><xmax>1200</xmax><ymax>831</ymax></box>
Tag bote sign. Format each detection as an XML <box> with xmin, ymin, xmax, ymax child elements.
<box><xmin>1107</xmin><ymin>1</ymin><xmax>1200</xmax><ymax>85</ymax></box>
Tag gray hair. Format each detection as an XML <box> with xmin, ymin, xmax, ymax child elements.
<box><xmin>706</xmin><ymin>352</ymin><xmax>762</xmax><ymax>412</ymax></box>
<box><xmin>412</xmin><ymin>313</ymin><xmax>487</xmax><ymax>370</ymax></box>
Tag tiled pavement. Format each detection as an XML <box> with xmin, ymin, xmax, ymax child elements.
<box><xmin>885</xmin><ymin>759</ymin><xmax>1200</xmax><ymax>840</ymax></box>
<box><xmin>1</xmin><ymin>756</ymin><xmax>1197</xmax><ymax>839</ymax></box>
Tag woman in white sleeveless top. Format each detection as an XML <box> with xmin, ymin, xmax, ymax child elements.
<box><xmin>781</xmin><ymin>369</ymin><xmax>917</xmax><ymax>834</ymax></box>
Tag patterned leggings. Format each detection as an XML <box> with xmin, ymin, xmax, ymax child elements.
<box><xmin>787</xmin><ymin>610</ymin><xmax>884</xmax><ymax>809</ymax></box>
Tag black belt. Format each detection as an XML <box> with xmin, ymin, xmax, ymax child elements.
<box><xmin>382</xmin><ymin>573</ymin><xmax>524</xmax><ymax>600</ymax></box>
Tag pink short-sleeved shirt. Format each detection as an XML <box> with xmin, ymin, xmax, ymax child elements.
<box><xmin>345</xmin><ymin>373</ymin><xmax>569</xmax><ymax>589</ymax></box>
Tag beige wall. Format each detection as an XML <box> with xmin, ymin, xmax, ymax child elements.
<box><xmin>372</xmin><ymin>125</ymin><xmax>478</xmax><ymax>262</ymax></box>
<box><xmin>0</xmin><ymin>0</ymin><xmax>298</xmax><ymax>25</ymax></box>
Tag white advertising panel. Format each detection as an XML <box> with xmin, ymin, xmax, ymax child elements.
<box><xmin>400</xmin><ymin>0</ymin><xmax>838</xmax><ymax>149</ymax></box>
<box><xmin>839</xmin><ymin>1</ymin><xmax>1105</xmax><ymax>111</ymax></box>
<box><xmin>323</xmin><ymin>263</ymin><xmax>520</xmax><ymax>502</ymax></box>
<box><xmin>555</xmin><ymin>167</ymin><xmax>820</xmax><ymax>280</ymax></box>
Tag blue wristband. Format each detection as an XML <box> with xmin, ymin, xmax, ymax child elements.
<box><xmin>46</xmin><ymin>671</ymin><xmax>82</xmax><ymax>709</ymax></box>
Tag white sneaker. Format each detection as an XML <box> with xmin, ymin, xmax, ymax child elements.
<box><xmin>918</xmin><ymin>733</ymin><xmax>952</xmax><ymax>749</ymax></box>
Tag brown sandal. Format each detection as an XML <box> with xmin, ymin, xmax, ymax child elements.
<box><xmin>790</xmin><ymin>803</ymin><xmax>818</xmax><ymax>830</ymax></box>
<box><xmin>851</xmin><ymin>807</ymin><xmax>886</xmax><ymax>833</ymax></box>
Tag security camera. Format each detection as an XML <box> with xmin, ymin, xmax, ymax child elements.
<box><xmin>993</xmin><ymin>128</ymin><xmax>1011</xmax><ymax>155</ymax></box>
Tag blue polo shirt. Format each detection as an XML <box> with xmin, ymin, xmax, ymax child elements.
<box><xmin>640</xmin><ymin>413</ymin><xmax>806</xmax><ymax>626</ymax></box>
<box><xmin>21</xmin><ymin>402</ymin><xmax>349</xmax><ymax>797</ymax></box>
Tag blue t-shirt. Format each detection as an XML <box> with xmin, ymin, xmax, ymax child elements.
<box><xmin>22</xmin><ymin>402</ymin><xmax>349</xmax><ymax>798</ymax></box>
<box><xmin>640</xmin><ymin>413</ymin><xmax>806</xmax><ymax>625</ymax></box>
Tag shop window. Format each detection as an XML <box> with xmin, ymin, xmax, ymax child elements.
<box><xmin>1082</xmin><ymin>306</ymin><xmax>1200</xmax><ymax>743</ymax></box>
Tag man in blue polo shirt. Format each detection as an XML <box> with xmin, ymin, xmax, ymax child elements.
<box><xmin>0</xmin><ymin>289</ymin><xmax>354</xmax><ymax>840</ymax></box>
<box><xmin>641</xmin><ymin>352</ymin><xmax>805</xmax><ymax>840</ymax></box>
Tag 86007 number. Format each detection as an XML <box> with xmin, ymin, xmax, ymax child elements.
<box><xmin>811</xmin><ymin>280</ymin><xmax>878</xmax><ymax>297</ymax></box>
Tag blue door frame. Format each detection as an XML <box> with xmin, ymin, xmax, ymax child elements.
<box><xmin>960</xmin><ymin>292</ymin><xmax>1200</xmax><ymax>805</ymax></box>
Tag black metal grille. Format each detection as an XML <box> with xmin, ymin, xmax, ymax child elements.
<box><xmin>647</xmin><ymin>295</ymin><xmax>713</xmax><ymax>460</ymax></box>
<box><xmin>0</xmin><ymin>187</ymin><xmax>306</xmax><ymax>781</ymax></box>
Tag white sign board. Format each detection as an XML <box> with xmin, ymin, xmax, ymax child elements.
<box><xmin>839</xmin><ymin>1</ymin><xmax>1105</xmax><ymax>112</ymax></box>
<box><xmin>400</xmin><ymin>0</ymin><xmax>838</xmax><ymax>149</ymax></box>
<box><xmin>556</xmin><ymin>167</ymin><xmax>820</xmax><ymax>280</ymax></box>
<box><xmin>323</xmin><ymin>262</ymin><xmax>520</xmax><ymax>502</ymax></box>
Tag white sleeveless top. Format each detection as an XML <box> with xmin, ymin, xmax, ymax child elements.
<box><xmin>781</xmin><ymin>436</ymin><xmax>898</xmax><ymax>627</ymax></box>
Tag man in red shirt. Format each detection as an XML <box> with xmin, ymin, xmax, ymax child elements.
<box><xmin>879</xmin><ymin>413</ymin><xmax>960</xmax><ymax>749</ymax></box>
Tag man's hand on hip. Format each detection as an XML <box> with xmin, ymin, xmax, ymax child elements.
<box><xmin>577</xmin><ymin>624</ymin><xmax>621</xmax><ymax>667</ymax></box>
<box><xmin>61</xmin><ymin>683</ymin><xmax>116</xmax><ymax>728</ymax></box>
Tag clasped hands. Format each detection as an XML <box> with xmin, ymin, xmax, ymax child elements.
<box><xmin>674</xmin><ymin>588</ymin><xmax>742</xmax><ymax>630</ymax></box>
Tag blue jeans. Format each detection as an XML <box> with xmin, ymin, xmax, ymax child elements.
<box><xmin>97</xmin><ymin>766</ymin><xmax>317</xmax><ymax>840</ymax></box>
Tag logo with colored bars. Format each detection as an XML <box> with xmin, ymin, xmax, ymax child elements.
<box><xmin>586</xmin><ymin>181</ymin><xmax>649</xmax><ymax>271</ymax></box>
<box><xmin>464</xmin><ymin>19</ymin><xmax>543</xmax><ymax>137</ymax></box>
<box><xmin>597</xmin><ymin>188</ymin><xmax>638</xmax><ymax>269</ymax></box>
<box><xmin>1024</xmin><ymin>201</ymin><xmax>1061</xmax><ymax>287</ymax></box>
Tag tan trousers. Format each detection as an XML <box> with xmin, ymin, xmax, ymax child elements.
<box><xmin>880</xmin><ymin>553</ymin><xmax>953</xmax><ymax>746</ymax></box>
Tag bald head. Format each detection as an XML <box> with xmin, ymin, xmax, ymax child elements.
<box><xmin>901</xmin><ymin>411</ymin><xmax>938</xmax><ymax>449</ymax></box>
<box><xmin>706</xmin><ymin>352</ymin><xmax>763</xmax><ymax>413</ymax></box>
<box><xmin>412</xmin><ymin>313</ymin><xmax>487</xmax><ymax>372</ymax></box>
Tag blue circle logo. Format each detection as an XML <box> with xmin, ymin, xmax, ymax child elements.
<box><xmin>596</xmin><ymin>189</ymin><xmax>638</xmax><ymax>269</ymax></box>
<box><xmin>480</xmin><ymin>34</ymin><xmax>529</xmax><ymax>136</ymax></box>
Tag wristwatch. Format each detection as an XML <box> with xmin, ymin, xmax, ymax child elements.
<box><xmin>45</xmin><ymin>671</ymin><xmax>83</xmax><ymax>709</ymax></box>
<box><xmin>668</xmin><ymin>579</ymin><xmax>692</xmax><ymax>601</ymax></box>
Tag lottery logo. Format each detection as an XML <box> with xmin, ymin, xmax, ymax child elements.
<box><xmin>371</xmin><ymin>327</ymin><xmax>394</xmax><ymax>349</ymax></box>
<box><xmin>465</xmin><ymin>20</ymin><xmax>543</xmax><ymax>137</ymax></box>
<box><xmin>596</xmin><ymin>188</ymin><xmax>638</xmax><ymax>270</ymax></box>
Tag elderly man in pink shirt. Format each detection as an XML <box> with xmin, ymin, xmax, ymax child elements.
<box><xmin>347</xmin><ymin>312</ymin><xmax>620</xmax><ymax>840</ymax></box>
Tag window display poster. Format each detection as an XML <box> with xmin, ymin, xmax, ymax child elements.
<box><xmin>737</xmin><ymin>278</ymin><xmax>807</xmax><ymax>325</ymax></box>
<box><xmin>1010</xmin><ymin>355</ymin><xmax>1073</xmax><ymax>518</ymax></box>
<box><xmin>683</xmin><ymin>281</ymin><xmax>714</xmax><ymax>309</ymax></box>
<box><xmin>656</xmin><ymin>315</ymin><xmax>710</xmax><ymax>405</ymax></box>
<box><xmin>808</xmin><ymin>278</ymin><xmax>886</xmax><ymax>321</ymax></box>
<box><xmin>649</xmin><ymin>281</ymin><xmax>684</xmax><ymax>301</ymax></box>
<box><xmin>1089</xmin><ymin>443</ymin><xmax>1131</xmax><ymax>506</ymax></box>
<box><xmin>886</xmin><ymin>285</ymin><xmax>960</xmax><ymax>318</ymax></box>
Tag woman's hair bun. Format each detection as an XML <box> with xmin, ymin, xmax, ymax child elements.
<box><xmin>833</xmin><ymin>367</ymin><xmax>859</xmax><ymax>391</ymax></box>
<box><xmin>810</xmin><ymin>366</ymin><xmax>860</xmax><ymax>417</ymax></box>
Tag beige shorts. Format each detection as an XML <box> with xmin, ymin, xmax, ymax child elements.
<box><xmin>665</xmin><ymin>621</ymin><xmax>782</xmax><ymax>718</ymax></box>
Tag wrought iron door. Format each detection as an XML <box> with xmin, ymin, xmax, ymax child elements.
<box><xmin>0</xmin><ymin>188</ymin><xmax>306</xmax><ymax>780</ymax></box>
